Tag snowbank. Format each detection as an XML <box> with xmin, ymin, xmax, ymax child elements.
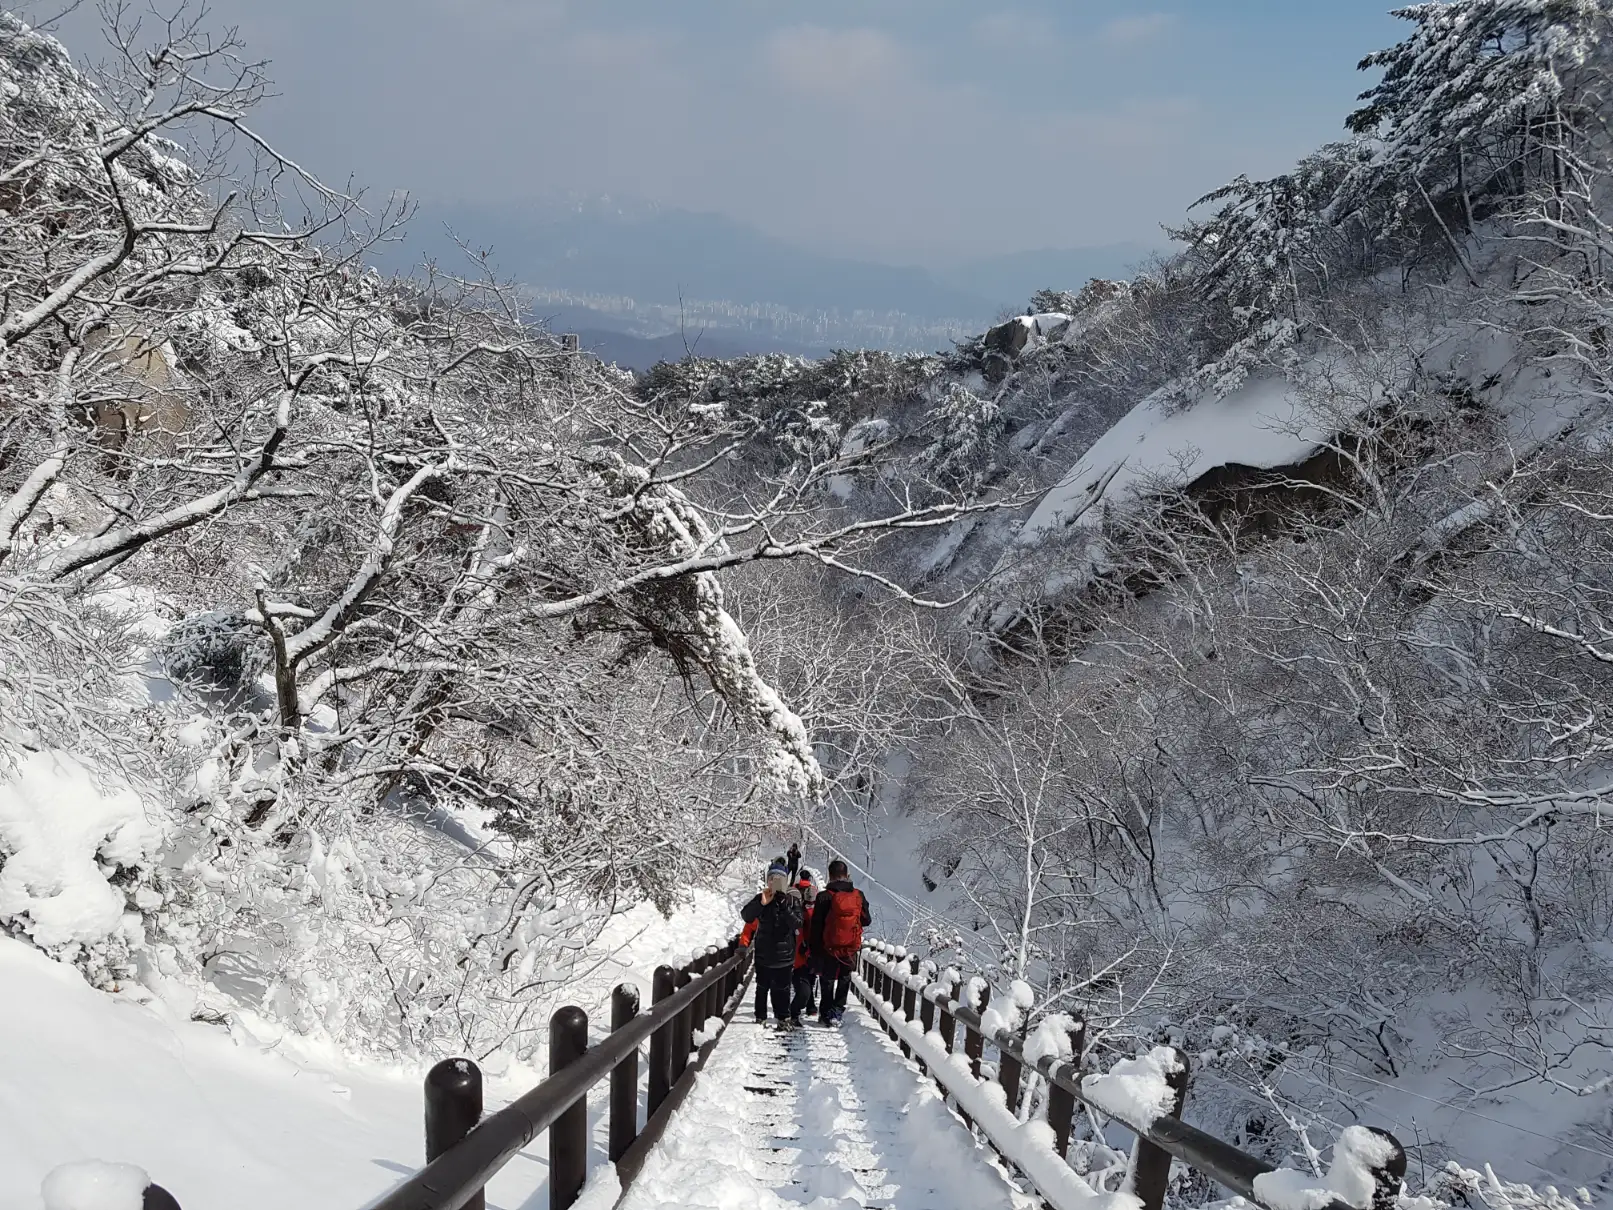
<box><xmin>0</xmin><ymin>938</ymin><xmax>441</xmax><ymax>1208</ymax></box>
<box><xmin>0</xmin><ymin>863</ymin><xmax>750</xmax><ymax>1208</ymax></box>
<box><xmin>0</xmin><ymin>751</ymin><xmax>162</xmax><ymax>947</ymax></box>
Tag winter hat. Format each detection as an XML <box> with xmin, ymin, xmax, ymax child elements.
<box><xmin>767</xmin><ymin>859</ymin><xmax>790</xmax><ymax>879</ymax></box>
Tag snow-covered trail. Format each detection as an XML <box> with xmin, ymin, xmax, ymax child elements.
<box><xmin>617</xmin><ymin>1007</ymin><xmax>1032</xmax><ymax>1210</ymax></box>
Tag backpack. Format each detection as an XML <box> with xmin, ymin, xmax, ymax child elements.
<box><xmin>820</xmin><ymin>889</ymin><xmax>865</xmax><ymax>961</ymax></box>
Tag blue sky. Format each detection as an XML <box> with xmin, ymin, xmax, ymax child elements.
<box><xmin>43</xmin><ymin>0</ymin><xmax>1409</xmax><ymax>264</ymax></box>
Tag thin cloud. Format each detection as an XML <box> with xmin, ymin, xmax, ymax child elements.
<box><xmin>1101</xmin><ymin>13</ymin><xmax>1175</xmax><ymax>47</ymax></box>
<box><xmin>761</xmin><ymin>25</ymin><xmax>911</xmax><ymax>101</ymax></box>
<box><xmin>971</xmin><ymin>11</ymin><xmax>1063</xmax><ymax>52</ymax></box>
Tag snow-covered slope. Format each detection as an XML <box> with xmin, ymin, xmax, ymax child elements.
<box><xmin>1</xmin><ymin>882</ymin><xmax>746</xmax><ymax>1209</ymax></box>
<box><xmin>1016</xmin><ymin>370</ymin><xmax>1338</xmax><ymax>542</ymax></box>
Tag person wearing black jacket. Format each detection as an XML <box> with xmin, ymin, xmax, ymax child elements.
<box><xmin>809</xmin><ymin>859</ymin><xmax>871</xmax><ymax>1025</ymax></box>
<box><xmin>786</xmin><ymin>842</ymin><xmax>801</xmax><ymax>877</ymax></box>
<box><xmin>740</xmin><ymin>859</ymin><xmax>804</xmax><ymax>1026</ymax></box>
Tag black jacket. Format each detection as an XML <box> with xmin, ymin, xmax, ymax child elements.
<box><xmin>741</xmin><ymin>889</ymin><xmax>803</xmax><ymax>968</ymax></box>
<box><xmin>808</xmin><ymin>879</ymin><xmax>871</xmax><ymax>955</ymax></box>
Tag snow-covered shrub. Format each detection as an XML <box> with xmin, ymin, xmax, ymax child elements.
<box><xmin>0</xmin><ymin>750</ymin><xmax>165</xmax><ymax>988</ymax></box>
<box><xmin>922</xmin><ymin>383</ymin><xmax>1005</xmax><ymax>494</ymax></box>
<box><xmin>159</xmin><ymin>611</ymin><xmax>269</xmax><ymax>706</ymax></box>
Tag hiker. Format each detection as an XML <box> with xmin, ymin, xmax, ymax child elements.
<box><xmin>741</xmin><ymin>858</ymin><xmax>804</xmax><ymax>1027</ymax></box>
<box><xmin>810</xmin><ymin>859</ymin><xmax>871</xmax><ymax>1025</ymax></box>
<box><xmin>789</xmin><ymin>867</ymin><xmax>819</xmax><ymax>1025</ymax></box>
<box><xmin>786</xmin><ymin>842</ymin><xmax>801</xmax><ymax>878</ymax></box>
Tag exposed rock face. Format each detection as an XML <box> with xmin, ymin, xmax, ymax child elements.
<box><xmin>983</xmin><ymin>316</ymin><xmax>1032</xmax><ymax>361</ymax></box>
<box><xmin>83</xmin><ymin>328</ymin><xmax>190</xmax><ymax>452</ymax></box>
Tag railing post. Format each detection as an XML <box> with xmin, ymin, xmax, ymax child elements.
<box><xmin>671</xmin><ymin>968</ymin><xmax>694</xmax><ymax>1083</ymax></box>
<box><xmin>936</xmin><ymin>981</ymin><xmax>967</xmax><ymax>1127</ymax></box>
<box><xmin>1047</xmin><ymin>1015</ymin><xmax>1086</xmax><ymax>1157</ymax></box>
<box><xmin>701</xmin><ymin>945</ymin><xmax>720</xmax><ymax>1027</ymax></box>
<box><xmin>144</xmin><ymin>1187</ymin><xmax>182</xmax><ymax>1210</ymax></box>
<box><xmin>647</xmin><ymin>964</ymin><xmax>676</xmax><ymax>1114</ymax></box>
<box><xmin>1000</xmin><ymin>1012</ymin><xmax>1028</xmax><ymax>1117</ymax></box>
<box><xmin>966</xmin><ymin>984</ymin><xmax>990</xmax><ymax>1080</ymax></box>
<box><xmin>425</xmin><ymin>1058</ymin><xmax>485</xmax><ymax>1210</ymax></box>
<box><xmin>899</xmin><ymin>957</ymin><xmax>919</xmax><ymax>1059</ymax></box>
<box><xmin>609</xmin><ymin>984</ymin><xmax>641</xmax><ymax>1163</ymax></box>
<box><xmin>720</xmin><ymin>940</ymin><xmax>738</xmax><ymax>1005</ymax></box>
<box><xmin>1127</xmin><ymin>1046</ymin><xmax>1190</xmax><ymax>1210</ymax></box>
<box><xmin>687</xmin><ymin>952</ymin><xmax>708</xmax><ymax>1035</ymax></box>
<box><xmin>549</xmin><ymin>1006</ymin><xmax>589</xmax><ymax>1210</ymax></box>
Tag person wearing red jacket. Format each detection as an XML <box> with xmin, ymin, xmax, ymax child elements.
<box><xmin>738</xmin><ymin>915</ymin><xmax>765</xmax><ymax>1020</ymax></box>
<box><xmin>789</xmin><ymin>869</ymin><xmax>819</xmax><ymax>1025</ymax></box>
<box><xmin>810</xmin><ymin>859</ymin><xmax>871</xmax><ymax>1026</ymax></box>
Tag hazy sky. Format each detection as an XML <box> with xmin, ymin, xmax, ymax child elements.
<box><xmin>41</xmin><ymin>1</ymin><xmax>1407</xmax><ymax>265</ymax></box>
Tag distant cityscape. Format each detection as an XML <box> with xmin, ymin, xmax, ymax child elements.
<box><xmin>519</xmin><ymin>285</ymin><xmax>986</xmax><ymax>356</ymax></box>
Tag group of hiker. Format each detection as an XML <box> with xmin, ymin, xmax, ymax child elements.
<box><xmin>738</xmin><ymin>843</ymin><xmax>871</xmax><ymax>1029</ymax></box>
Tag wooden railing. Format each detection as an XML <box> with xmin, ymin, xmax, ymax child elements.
<box><xmin>133</xmin><ymin>940</ymin><xmax>752</xmax><ymax>1210</ymax></box>
<box><xmin>857</xmin><ymin>940</ymin><xmax>1406</xmax><ymax>1210</ymax></box>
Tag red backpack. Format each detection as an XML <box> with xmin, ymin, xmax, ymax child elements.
<box><xmin>820</xmin><ymin>889</ymin><xmax>865</xmax><ymax>961</ymax></box>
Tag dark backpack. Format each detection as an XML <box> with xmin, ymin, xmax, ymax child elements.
<box><xmin>820</xmin><ymin>889</ymin><xmax>865</xmax><ymax>961</ymax></box>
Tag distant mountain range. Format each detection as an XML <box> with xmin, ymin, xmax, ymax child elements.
<box><xmin>375</xmin><ymin>196</ymin><xmax>1156</xmax><ymax>365</ymax></box>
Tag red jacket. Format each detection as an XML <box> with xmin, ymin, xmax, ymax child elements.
<box><xmin>793</xmin><ymin>883</ymin><xmax>815</xmax><ymax>968</ymax></box>
<box><xmin>739</xmin><ymin>918</ymin><xmax>758</xmax><ymax>948</ymax></box>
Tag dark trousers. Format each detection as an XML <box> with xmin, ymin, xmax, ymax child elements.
<box><xmin>818</xmin><ymin>955</ymin><xmax>854</xmax><ymax>1020</ymax></box>
<box><xmin>755</xmin><ymin>963</ymin><xmax>793</xmax><ymax>1020</ymax></box>
<box><xmin>791</xmin><ymin>967</ymin><xmax>816</xmax><ymax>1020</ymax></box>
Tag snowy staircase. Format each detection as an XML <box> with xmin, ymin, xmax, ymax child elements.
<box><xmin>615</xmin><ymin>1012</ymin><xmax>1030</xmax><ymax>1210</ymax></box>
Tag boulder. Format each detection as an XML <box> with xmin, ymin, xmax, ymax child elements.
<box><xmin>983</xmin><ymin>316</ymin><xmax>1033</xmax><ymax>361</ymax></box>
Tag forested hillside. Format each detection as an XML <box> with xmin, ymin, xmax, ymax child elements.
<box><xmin>0</xmin><ymin>7</ymin><xmax>968</xmax><ymax>1060</ymax></box>
<box><xmin>623</xmin><ymin>2</ymin><xmax>1613</xmax><ymax>1194</ymax></box>
<box><xmin>3</xmin><ymin>2</ymin><xmax>1613</xmax><ymax>1206</ymax></box>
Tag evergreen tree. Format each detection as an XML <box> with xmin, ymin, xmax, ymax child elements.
<box><xmin>1342</xmin><ymin>0</ymin><xmax>1610</xmax><ymax>227</ymax></box>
